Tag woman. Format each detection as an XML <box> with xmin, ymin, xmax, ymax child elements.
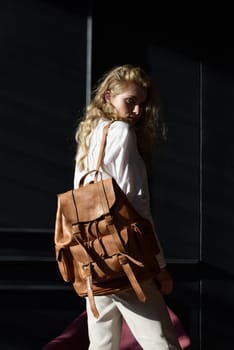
<box><xmin>74</xmin><ymin>64</ymin><xmax>181</xmax><ymax>349</ymax></box>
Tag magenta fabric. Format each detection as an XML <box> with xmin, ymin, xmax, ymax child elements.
<box><xmin>42</xmin><ymin>307</ymin><xmax>191</xmax><ymax>350</ymax></box>
<box><xmin>167</xmin><ymin>307</ymin><xmax>191</xmax><ymax>349</ymax></box>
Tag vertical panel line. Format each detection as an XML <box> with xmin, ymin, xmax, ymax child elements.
<box><xmin>199</xmin><ymin>60</ymin><xmax>203</xmax><ymax>350</ymax></box>
<box><xmin>86</xmin><ymin>2</ymin><xmax>92</xmax><ymax>105</ymax></box>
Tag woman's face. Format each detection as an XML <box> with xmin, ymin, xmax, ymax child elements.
<box><xmin>105</xmin><ymin>82</ymin><xmax>147</xmax><ymax>125</ymax></box>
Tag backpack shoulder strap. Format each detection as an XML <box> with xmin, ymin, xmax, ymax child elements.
<box><xmin>95</xmin><ymin>121</ymin><xmax>114</xmax><ymax>171</ymax></box>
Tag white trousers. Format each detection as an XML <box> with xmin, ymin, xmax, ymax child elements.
<box><xmin>86</xmin><ymin>279</ymin><xmax>181</xmax><ymax>350</ymax></box>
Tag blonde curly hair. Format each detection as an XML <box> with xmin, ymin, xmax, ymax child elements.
<box><xmin>75</xmin><ymin>64</ymin><xmax>165</xmax><ymax>171</ymax></box>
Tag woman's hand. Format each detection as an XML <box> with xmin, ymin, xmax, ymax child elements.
<box><xmin>155</xmin><ymin>268</ymin><xmax>174</xmax><ymax>295</ymax></box>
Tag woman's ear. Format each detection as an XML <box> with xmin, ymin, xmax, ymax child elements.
<box><xmin>104</xmin><ymin>90</ymin><xmax>111</xmax><ymax>102</ymax></box>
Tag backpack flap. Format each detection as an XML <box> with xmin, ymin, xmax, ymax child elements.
<box><xmin>59</xmin><ymin>177</ymin><xmax>116</xmax><ymax>223</ymax></box>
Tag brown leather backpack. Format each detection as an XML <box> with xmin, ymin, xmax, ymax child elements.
<box><xmin>54</xmin><ymin>121</ymin><xmax>160</xmax><ymax>318</ymax></box>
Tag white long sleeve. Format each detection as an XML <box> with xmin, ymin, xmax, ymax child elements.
<box><xmin>74</xmin><ymin>120</ymin><xmax>166</xmax><ymax>268</ymax></box>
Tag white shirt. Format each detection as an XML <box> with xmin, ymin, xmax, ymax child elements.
<box><xmin>74</xmin><ymin>119</ymin><xmax>166</xmax><ymax>268</ymax></box>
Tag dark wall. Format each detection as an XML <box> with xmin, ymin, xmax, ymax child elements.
<box><xmin>1</xmin><ymin>1</ymin><xmax>234</xmax><ymax>349</ymax></box>
<box><xmin>202</xmin><ymin>64</ymin><xmax>234</xmax><ymax>349</ymax></box>
<box><xmin>0</xmin><ymin>0</ymin><xmax>87</xmax><ymax>228</ymax></box>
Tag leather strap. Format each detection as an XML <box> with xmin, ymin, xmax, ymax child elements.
<box><xmin>106</xmin><ymin>219</ymin><xmax>146</xmax><ymax>303</ymax></box>
<box><xmin>72</xmin><ymin>232</ymin><xmax>100</xmax><ymax>318</ymax></box>
<box><xmin>95</xmin><ymin>121</ymin><xmax>113</xmax><ymax>170</ymax></box>
<box><xmin>96</xmin><ymin>121</ymin><xmax>146</xmax><ymax>302</ymax></box>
